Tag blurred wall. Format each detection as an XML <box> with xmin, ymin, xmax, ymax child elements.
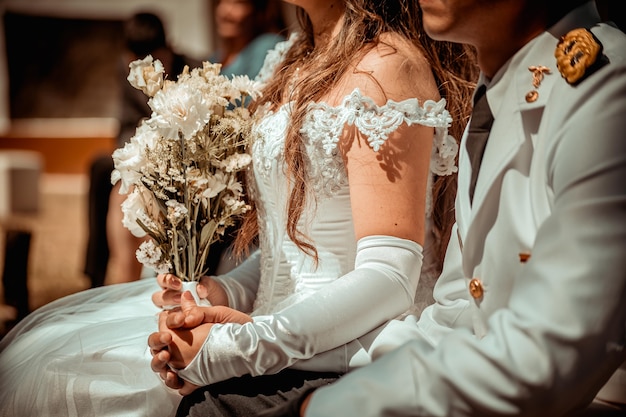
<box><xmin>0</xmin><ymin>15</ymin><xmax>8</xmax><ymax>134</ymax></box>
<box><xmin>1</xmin><ymin>0</ymin><xmax>213</xmax><ymax>59</ymax></box>
<box><xmin>0</xmin><ymin>0</ymin><xmax>214</xmax><ymax>134</ymax></box>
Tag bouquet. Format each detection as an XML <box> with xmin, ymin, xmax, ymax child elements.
<box><xmin>111</xmin><ymin>55</ymin><xmax>261</xmax><ymax>283</ymax></box>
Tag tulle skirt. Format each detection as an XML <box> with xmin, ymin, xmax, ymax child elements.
<box><xmin>0</xmin><ymin>278</ymin><xmax>181</xmax><ymax>417</ymax></box>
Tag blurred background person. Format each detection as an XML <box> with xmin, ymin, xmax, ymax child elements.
<box><xmin>208</xmin><ymin>0</ymin><xmax>287</xmax><ymax>79</ymax></box>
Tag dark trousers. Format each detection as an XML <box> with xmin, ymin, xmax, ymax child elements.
<box><xmin>176</xmin><ymin>369</ymin><xmax>340</xmax><ymax>417</ymax></box>
<box><xmin>84</xmin><ymin>154</ymin><xmax>114</xmax><ymax>288</ymax></box>
<box><xmin>2</xmin><ymin>229</ymin><xmax>31</xmax><ymax>322</ymax></box>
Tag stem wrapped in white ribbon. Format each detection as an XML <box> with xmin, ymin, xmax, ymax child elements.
<box><xmin>181</xmin><ymin>281</ymin><xmax>212</xmax><ymax>307</ymax></box>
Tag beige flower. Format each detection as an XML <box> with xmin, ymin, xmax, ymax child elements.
<box><xmin>127</xmin><ymin>55</ymin><xmax>164</xmax><ymax>97</ymax></box>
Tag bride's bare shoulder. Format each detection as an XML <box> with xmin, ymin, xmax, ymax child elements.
<box><xmin>338</xmin><ymin>32</ymin><xmax>440</xmax><ymax>105</ymax></box>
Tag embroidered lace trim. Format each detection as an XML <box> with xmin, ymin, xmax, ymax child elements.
<box><xmin>253</xmin><ymin>33</ymin><xmax>459</xmax><ymax>187</ymax></box>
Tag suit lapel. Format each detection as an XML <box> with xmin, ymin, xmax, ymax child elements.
<box><xmin>459</xmin><ymin>31</ymin><xmax>559</xmax><ymax>270</ymax></box>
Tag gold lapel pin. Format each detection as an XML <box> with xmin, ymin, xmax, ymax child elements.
<box><xmin>525</xmin><ymin>65</ymin><xmax>551</xmax><ymax>103</ymax></box>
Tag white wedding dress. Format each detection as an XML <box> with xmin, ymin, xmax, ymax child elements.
<box><xmin>0</xmin><ymin>37</ymin><xmax>457</xmax><ymax>417</ymax></box>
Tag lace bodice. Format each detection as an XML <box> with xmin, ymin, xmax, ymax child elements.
<box><xmin>250</xmin><ymin>85</ymin><xmax>455</xmax><ymax>316</ymax></box>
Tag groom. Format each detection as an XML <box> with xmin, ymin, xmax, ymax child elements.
<box><xmin>149</xmin><ymin>0</ymin><xmax>626</xmax><ymax>415</ymax></box>
<box><xmin>262</xmin><ymin>0</ymin><xmax>626</xmax><ymax>415</ymax></box>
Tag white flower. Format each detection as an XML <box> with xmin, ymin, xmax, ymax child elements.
<box><xmin>202</xmin><ymin>171</ymin><xmax>228</xmax><ymax>199</ymax></box>
<box><xmin>230</xmin><ymin>75</ymin><xmax>263</xmax><ymax>101</ymax></box>
<box><xmin>185</xmin><ymin>168</ymin><xmax>209</xmax><ymax>196</ymax></box>
<box><xmin>199</xmin><ymin>61</ymin><xmax>222</xmax><ymax>79</ymax></box>
<box><xmin>121</xmin><ymin>188</ymin><xmax>149</xmax><ymax>237</ymax></box>
<box><xmin>111</xmin><ymin>122</ymin><xmax>164</xmax><ymax>193</ymax></box>
<box><xmin>111</xmin><ymin>141</ymin><xmax>144</xmax><ymax>194</ymax></box>
<box><xmin>132</xmin><ymin>120</ymin><xmax>161</xmax><ymax>149</ymax></box>
<box><xmin>225</xmin><ymin>174</ymin><xmax>244</xmax><ymax>197</ymax></box>
<box><xmin>230</xmin><ymin>106</ymin><xmax>252</xmax><ymax>121</ymax></box>
<box><xmin>220</xmin><ymin>153</ymin><xmax>252</xmax><ymax>172</ymax></box>
<box><xmin>127</xmin><ymin>55</ymin><xmax>164</xmax><ymax>97</ymax></box>
<box><xmin>223</xmin><ymin>196</ymin><xmax>248</xmax><ymax>212</ymax></box>
<box><xmin>166</xmin><ymin>200</ymin><xmax>188</xmax><ymax>225</ymax></box>
<box><xmin>136</xmin><ymin>240</ymin><xmax>171</xmax><ymax>273</ymax></box>
<box><xmin>147</xmin><ymin>81</ymin><xmax>212</xmax><ymax>140</ymax></box>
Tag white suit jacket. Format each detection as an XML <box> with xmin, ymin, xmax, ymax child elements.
<box><xmin>307</xmin><ymin>2</ymin><xmax>626</xmax><ymax>416</ymax></box>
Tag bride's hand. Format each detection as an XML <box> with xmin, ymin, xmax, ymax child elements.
<box><xmin>165</xmin><ymin>291</ymin><xmax>253</xmax><ymax>329</ymax></box>
<box><xmin>147</xmin><ymin>332</ymin><xmax>188</xmax><ymax>392</ymax></box>
<box><xmin>148</xmin><ymin>292</ymin><xmax>252</xmax><ymax>395</ymax></box>
<box><xmin>148</xmin><ymin>328</ymin><xmax>201</xmax><ymax>395</ymax></box>
<box><xmin>157</xmin><ymin>292</ymin><xmax>252</xmax><ymax>367</ymax></box>
<box><xmin>151</xmin><ymin>273</ymin><xmax>229</xmax><ymax>308</ymax></box>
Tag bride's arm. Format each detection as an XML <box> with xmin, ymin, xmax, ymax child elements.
<box><xmin>336</xmin><ymin>41</ymin><xmax>439</xmax><ymax>246</ymax></box>
<box><xmin>210</xmin><ymin>249</ymin><xmax>261</xmax><ymax>312</ymax></box>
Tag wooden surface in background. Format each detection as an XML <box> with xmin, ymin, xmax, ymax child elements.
<box><xmin>0</xmin><ymin>118</ymin><xmax>118</xmax><ymax>175</ymax></box>
<box><xmin>0</xmin><ymin>137</ymin><xmax>115</xmax><ymax>175</ymax></box>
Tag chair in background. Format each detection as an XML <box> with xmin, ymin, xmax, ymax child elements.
<box><xmin>0</xmin><ymin>150</ymin><xmax>42</xmax><ymax>335</ymax></box>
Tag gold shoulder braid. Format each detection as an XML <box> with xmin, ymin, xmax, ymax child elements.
<box><xmin>554</xmin><ymin>28</ymin><xmax>606</xmax><ymax>85</ymax></box>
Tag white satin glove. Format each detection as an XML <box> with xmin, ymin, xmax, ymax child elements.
<box><xmin>211</xmin><ymin>249</ymin><xmax>261</xmax><ymax>313</ymax></box>
<box><xmin>178</xmin><ymin>235</ymin><xmax>423</xmax><ymax>386</ymax></box>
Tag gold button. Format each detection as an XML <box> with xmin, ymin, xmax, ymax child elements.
<box><xmin>519</xmin><ymin>252</ymin><xmax>531</xmax><ymax>263</ymax></box>
<box><xmin>469</xmin><ymin>278</ymin><xmax>484</xmax><ymax>299</ymax></box>
<box><xmin>525</xmin><ymin>90</ymin><xmax>539</xmax><ymax>102</ymax></box>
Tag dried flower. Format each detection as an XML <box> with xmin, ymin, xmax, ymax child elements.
<box><xmin>112</xmin><ymin>58</ymin><xmax>260</xmax><ymax>281</ymax></box>
<box><xmin>127</xmin><ymin>55</ymin><xmax>164</xmax><ymax>97</ymax></box>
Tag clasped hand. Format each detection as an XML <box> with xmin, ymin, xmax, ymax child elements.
<box><xmin>148</xmin><ymin>273</ymin><xmax>252</xmax><ymax>395</ymax></box>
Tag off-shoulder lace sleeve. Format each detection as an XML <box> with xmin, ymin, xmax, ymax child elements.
<box><xmin>304</xmin><ymin>88</ymin><xmax>458</xmax><ymax>177</ymax></box>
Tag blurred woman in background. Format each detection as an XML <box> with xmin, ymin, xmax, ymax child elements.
<box><xmin>208</xmin><ymin>0</ymin><xmax>288</xmax><ymax>79</ymax></box>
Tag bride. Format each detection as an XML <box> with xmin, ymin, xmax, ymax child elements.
<box><xmin>0</xmin><ymin>1</ymin><xmax>477</xmax><ymax>416</ymax></box>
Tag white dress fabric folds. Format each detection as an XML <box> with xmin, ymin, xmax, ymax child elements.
<box><xmin>0</xmin><ymin>278</ymin><xmax>180</xmax><ymax>417</ymax></box>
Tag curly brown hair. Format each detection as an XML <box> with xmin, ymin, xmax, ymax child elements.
<box><xmin>233</xmin><ymin>0</ymin><xmax>478</xmax><ymax>270</ymax></box>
